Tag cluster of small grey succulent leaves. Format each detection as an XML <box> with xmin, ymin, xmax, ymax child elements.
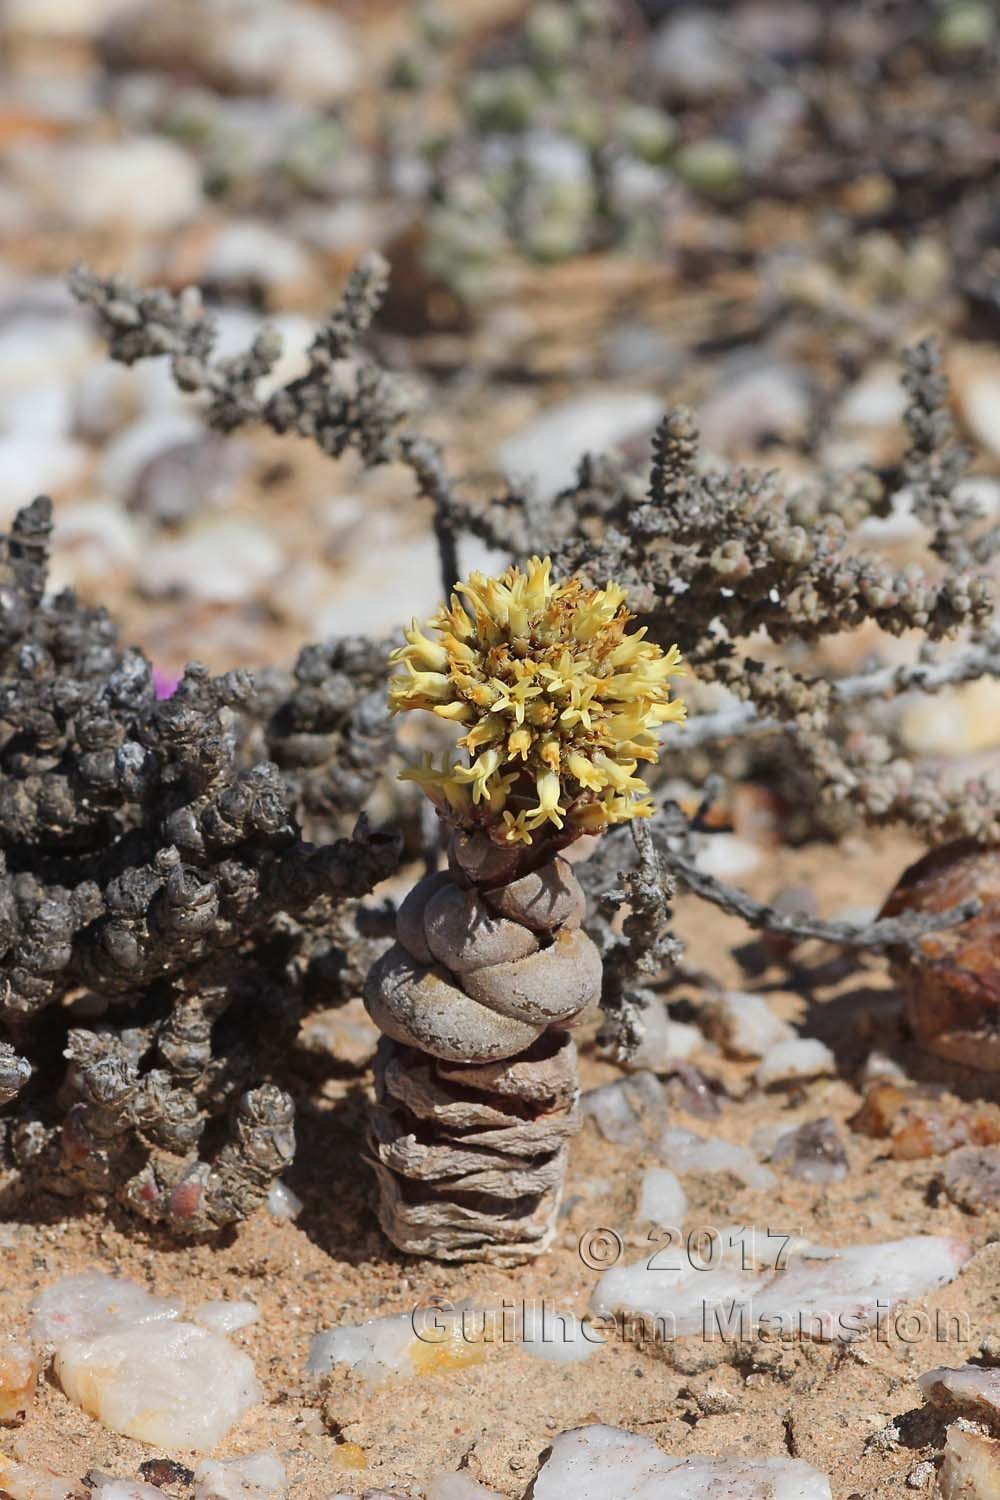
<box><xmin>0</xmin><ymin>252</ymin><xmax>995</xmax><ymax>1237</ymax></box>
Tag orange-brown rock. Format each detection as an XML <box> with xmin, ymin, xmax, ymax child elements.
<box><xmin>851</xmin><ymin>1078</ymin><xmax>1000</xmax><ymax>1159</ymax></box>
<box><xmin>880</xmin><ymin>841</ymin><xmax>1000</xmax><ymax>1071</ymax></box>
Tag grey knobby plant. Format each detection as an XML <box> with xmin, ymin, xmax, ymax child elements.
<box><xmin>0</xmin><ymin>497</ymin><xmax>399</xmax><ymax>1236</ymax></box>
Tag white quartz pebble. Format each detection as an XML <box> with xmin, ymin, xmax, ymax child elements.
<box><xmin>637</xmin><ymin>1167</ymin><xmax>688</xmax><ymax>1228</ymax></box>
<box><xmin>0</xmin><ymin>1338</ymin><xmax>39</xmax><ymax>1420</ymax></box>
<box><xmin>92</xmin><ymin>1486</ymin><xmax>165</xmax><ymax>1500</ymax></box>
<box><xmin>518</xmin><ymin>1303</ymin><xmax>601</xmax><ymax>1363</ymax></box>
<box><xmin>0</xmin><ymin>1457</ymin><xmax>84</xmax><ymax>1500</ymax></box>
<box><xmin>755</xmin><ymin>1037</ymin><xmax>836</xmax><ymax>1087</ymax></box>
<box><xmin>191</xmin><ymin>1300</ymin><xmax>260</xmax><ymax>1334</ymax></box>
<box><xmin>530</xmin><ymin>1424</ymin><xmax>832</xmax><ymax>1499</ymax></box>
<box><xmin>55</xmin><ymin>1320</ymin><xmax>262</xmax><ymax>1450</ymax></box>
<box><xmin>267</xmin><ymin>1180</ymin><xmax>303</xmax><ymax>1220</ymax></box>
<box><xmin>499</xmin><ymin>393</ymin><xmax>661</xmax><ymax>500</ymax></box>
<box><xmin>30</xmin><ymin>1272</ymin><xmax>181</xmax><ymax>1344</ymax></box>
<box><xmin>426</xmin><ymin>1476</ymin><xmax>504</xmax><ymax>1500</ymax></box>
<box><xmin>58</xmin><ymin>139</ymin><xmax>201</xmax><ymax>233</ymax></box>
<box><xmin>918</xmin><ymin>1364</ymin><xmax>1000</xmax><ymax>1421</ymax></box>
<box><xmin>939</xmin><ymin>1425</ymin><xmax>1000</xmax><ymax>1500</ymax></box>
<box><xmin>751</xmin><ymin>1236</ymin><xmax>970</xmax><ymax>1340</ymax></box>
<box><xmin>593</xmin><ymin>1233</ymin><xmax>970</xmax><ymax>1344</ymax></box>
<box><xmin>707</xmin><ymin>991</ymin><xmax>794</xmax><ymax>1058</ymax></box>
<box><xmin>581</xmin><ymin>1072</ymin><xmax>666</xmax><ymax>1146</ymax></box>
<box><xmin>192</xmin><ymin>1453</ymin><xmax>287</xmax><ymax>1500</ymax></box>
<box><xmin>691</xmin><ymin>834</ymin><xmax>760</xmax><ymax>880</ymax></box>
<box><xmin>592</xmin><ymin>1234</ymin><xmax>770</xmax><ymax>1336</ymax></box>
<box><xmin>307</xmin><ymin>1311</ymin><xmax>417</xmax><ymax>1382</ymax></box>
<box><xmin>627</xmin><ymin>1004</ymin><xmax>703</xmax><ymax>1070</ymax></box>
<box><xmin>658</xmin><ymin>1125</ymin><xmax>776</xmax><ymax>1188</ymax></box>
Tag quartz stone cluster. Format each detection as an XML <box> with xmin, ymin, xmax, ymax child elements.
<box><xmin>366</xmin><ymin>557</ymin><xmax>685</xmax><ymax>1260</ymax></box>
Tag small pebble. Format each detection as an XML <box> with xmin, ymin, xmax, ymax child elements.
<box><xmin>658</xmin><ymin>1125</ymin><xmax>776</xmax><ymax>1189</ymax></box>
<box><xmin>192</xmin><ymin>1452</ymin><xmax>287</xmax><ymax>1500</ymax></box>
<box><xmin>942</xmin><ymin>1146</ymin><xmax>1000</xmax><ymax>1212</ymax></box>
<box><xmin>691</xmin><ymin>835</ymin><xmax>760</xmax><ymax>880</ymax></box>
<box><xmin>531</xmin><ymin>1425</ymin><xmax>831</xmax><ymax>1499</ymax></box>
<box><xmin>426</xmin><ymin>1477</ymin><xmax>502</xmax><ymax>1500</ymax></box>
<box><xmin>771</xmin><ymin>1118</ymin><xmax>849</xmax><ymax>1184</ymax></box>
<box><xmin>581</xmin><ymin>1072</ymin><xmax>666</xmax><ymax>1146</ymax></box>
<box><xmin>625</xmin><ymin>1002</ymin><xmax>702</xmax><ymax>1071</ymax></box>
<box><xmin>919</xmin><ymin>1365</ymin><xmax>1000</xmax><ymax>1425</ymax></box>
<box><xmin>138</xmin><ymin>1462</ymin><xmax>194</xmax><ymax>1488</ymax></box>
<box><xmin>191</xmin><ymin>1301</ymin><xmax>260</xmax><ymax>1335</ymax></box>
<box><xmin>637</xmin><ymin>1167</ymin><xmax>688</xmax><ymax>1228</ymax></box>
<box><xmin>880</xmin><ymin>842</ymin><xmax>1000</xmax><ymax>1072</ymax></box>
<box><xmin>666</xmin><ymin>1064</ymin><xmax>722</xmax><ymax>1120</ymax></box>
<box><xmin>699</xmin><ymin>362</ymin><xmax>811</xmax><ymax>454</ymax></box>
<box><xmin>58</xmin><ymin>139</ymin><xmax>201</xmax><ymax>232</ymax></box>
<box><xmin>0</xmin><ymin>1340</ymin><xmax>39</xmax><ymax>1423</ymax></box>
<box><xmin>755</xmin><ymin>1038</ymin><xmax>836</xmax><ymax>1088</ymax></box>
<box><xmin>56</xmin><ymin>1320</ymin><xmax>262</xmax><ymax>1449</ymax></box>
<box><xmin>593</xmin><ymin>1233</ymin><xmax>970</xmax><ymax>1344</ymax></box>
<box><xmin>0</xmin><ymin>1457</ymin><xmax>84</xmax><ymax>1500</ymax></box>
<box><xmin>499</xmin><ymin>393</ymin><xmax>660</xmax><ymax>501</ymax></box>
<box><xmin>267</xmin><ymin>1180</ymin><xmax>303</xmax><ymax>1220</ymax></box>
<box><xmin>518</xmin><ymin>1304</ymin><xmax>598</xmax><ymax>1365</ymax></box>
<box><xmin>29</xmin><ymin>1272</ymin><xmax>181</xmax><ymax>1344</ymax></box>
<box><xmin>939</xmin><ymin>1424</ymin><xmax>1000</xmax><ymax>1500</ymax></box>
<box><xmin>706</xmin><ymin>991</ymin><xmax>794</xmax><ymax>1059</ymax></box>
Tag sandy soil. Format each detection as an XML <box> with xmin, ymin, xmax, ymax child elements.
<box><xmin>3</xmin><ymin>828</ymin><xmax>995</xmax><ymax>1498</ymax></box>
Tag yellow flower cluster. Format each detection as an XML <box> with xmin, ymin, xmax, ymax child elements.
<box><xmin>389</xmin><ymin>557</ymin><xmax>686</xmax><ymax>845</ymax></box>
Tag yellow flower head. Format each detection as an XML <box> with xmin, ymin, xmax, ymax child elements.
<box><xmin>390</xmin><ymin>557</ymin><xmax>686</xmax><ymax>844</ymax></box>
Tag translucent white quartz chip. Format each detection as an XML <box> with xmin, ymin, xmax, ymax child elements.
<box><xmin>919</xmin><ymin>1364</ymin><xmax>1000</xmax><ymax>1421</ymax></box>
<box><xmin>751</xmin><ymin>1236</ymin><xmax>972</xmax><ymax>1340</ymax></box>
<box><xmin>192</xmin><ymin>1453</ymin><xmax>288</xmax><ymax>1500</ymax></box>
<box><xmin>530</xmin><ymin>1425</ymin><xmax>832</xmax><ymax>1500</ymax></box>
<box><xmin>29</xmin><ymin>1271</ymin><xmax>181</xmax><ymax>1344</ymax></box>
<box><xmin>637</xmin><ymin>1167</ymin><xmax>688</xmax><ymax>1227</ymax></box>
<box><xmin>191</xmin><ymin>1300</ymin><xmax>260</xmax><ymax>1334</ymax></box>
<box><xmin>939</xmin><ymin>1426</ymin><xmax>1000</xmax><ymax>1500</ymax></box>
<box><xmin>755</xmin><ymin>1038</ymin><xmax>835</xmax><ymax>1087</ymax></box>
<box><xmin>55</xmin><ymin>1319</ymin><xmax>262</xmax><ymax>1450</ymax></box>
<box><xmin>426</xmin><ymin>1477</ymin><xmax>504</xmax><ymax>1500</ymax></box>
<box><xmin>0</xmin><ymin>1457</ymin><xmax>84</xmax><ymax>1500</ymax></box>
<box><xmin>658</xmin><ymin>1125</ymin><xmax>776</xmax><ymax>1188</ymax></box>
<box><xmin>307</xmin><ymin>1311</ymin><xmax>416</xmax><ymax>1381</ymax></box>
<box><xmin>593</xmin><ymin>1233</ymin><xmax>971</xmax><ymax>1344</ymax></box>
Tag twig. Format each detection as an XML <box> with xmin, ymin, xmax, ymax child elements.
<box><xmin>661</xmin><ymin>843</ymin><xmax>980</xmax><ymax>954</ymax></box>
<box><xmin>671</xmin><ymin>632</ymin><xmax>1000</xmax><ymax>749</ymax></box>
<box><xmin>70</xmin><ymin>257</ymin><xmax>467</xmax><ymax>603</ymax></box>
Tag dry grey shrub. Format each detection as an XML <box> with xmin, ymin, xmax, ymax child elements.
<box><xmin>63</xmin><ymin>257</ymin><xmax>999</xmax><ymax>1177</ymax></box>
<box><xmin>481</xmin><ymin>341</ymin><xmax>1000</xmax><ymax>850</ymax></box>
<box><xmin>0</xmin><ymin>495</ymin><xmax>398</xmax><ymax>1235</ymax></box>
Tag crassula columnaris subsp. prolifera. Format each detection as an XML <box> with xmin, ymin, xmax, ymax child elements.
<box><xmin>365</xmin><ymin>558</ymin><xmax>684</xmax><ymax>1261</ymax></box>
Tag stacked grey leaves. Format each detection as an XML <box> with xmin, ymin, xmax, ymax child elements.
<box><xmin>364</xmin><ymin>832</ymin><xmax>601</xmax><ymax>1261</ymax></box>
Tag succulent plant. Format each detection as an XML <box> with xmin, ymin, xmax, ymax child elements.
<box><xmin>0</xmin><ymin>498</ymin><xmax>399</xmax><ymax>1236</ymax></box>
<box><xmin>365</xmin><ymin>558</ymin><xmax>684</xmax><ymax>1259</ymax></box>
